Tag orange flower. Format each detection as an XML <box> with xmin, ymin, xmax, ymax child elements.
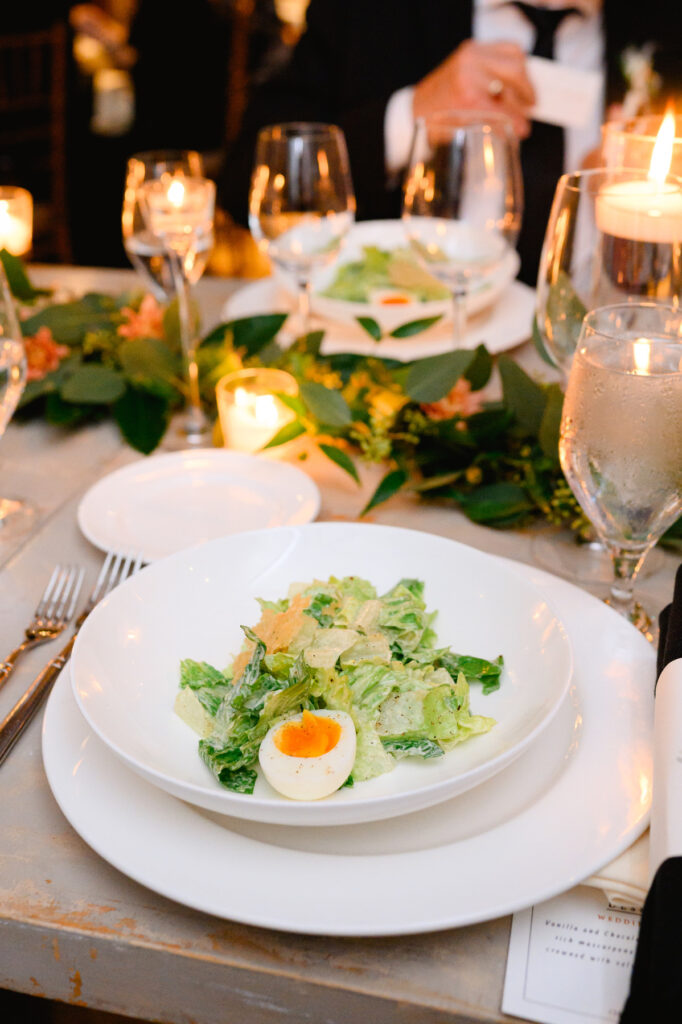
<box><xmin>421</xmin><ymin>378</ymin><xmax>483</xmax><ymax>421</ymax></box>
<box><xmin>24</xmin><ymin>326</ymin><xmax>70</xmax><ymax>382</ymax></box>
<box><xmin>118</xmin><ymin>294</ymin><xmax>164</xmax><ymax>339</ymax></box>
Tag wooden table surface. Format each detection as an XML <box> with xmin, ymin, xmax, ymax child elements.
<box><xmin>0</xmin><ymin>265</ymin><xmax>673</xmax><ymax>1024</ymax></box>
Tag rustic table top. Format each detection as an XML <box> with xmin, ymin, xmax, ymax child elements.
<box><xmin>0</xmin><ymin>265</ymin><xmax>673</xmax><ymax>1024</ymax></box>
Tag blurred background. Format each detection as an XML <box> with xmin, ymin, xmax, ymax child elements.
<box><xmin>0</xmin><ymin>0</ymin><xmax>311</xmax><ymax>276</ymax></box>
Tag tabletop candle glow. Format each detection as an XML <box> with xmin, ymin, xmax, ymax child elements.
<box><xmin>216</xmin><ymin>368</ymin><xmax>298</xmax><ymax>453</ymax></box>
<box><xmin>596</xmin><ymin>110</ymin><xmax>682</xmax><ymax>242</ymax></box>
<box><xmin>0</xmin><ymin>187</ymin><xmax>32</xmax><ymax>256</ymax></box>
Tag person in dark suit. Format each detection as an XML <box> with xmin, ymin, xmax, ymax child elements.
<box><xmin>219</xmin><ymin>0</ymin><xmax>677</xmax><ymax>284</ymax></box>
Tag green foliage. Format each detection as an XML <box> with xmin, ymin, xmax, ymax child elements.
<box><xmin>390</xmin><ymin>315</ymin><xmax>443</xmax><ymax>338</ymax></box>
<box><xmin>318</xmin><ymin>443</ymin><xmax>360</xmax><ymax>483</ymax></box>
<box><xmin>1</xmin><ymin>248</ymin><xmax>52</xmax><ymax>301</ymax></box>
<box><xmin>405</xmin><ymin>350</ymin><xmax>474</xmax><ymax>403</ymax></box>
<box><xmin>300</xmin><ymin>379</ymin><xmax>352</xmax><ymax>427</ymax></box>
<box><xmin>356</xmin><ymin>316</ymin><xmax>382</xmax><ymax>341</ymax></box>
<box><xmin>362</xmin><ymin>468</ymin><xmax>409</xmax><ymax>515</ymax></box>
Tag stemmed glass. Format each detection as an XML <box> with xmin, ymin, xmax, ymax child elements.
<box><xmin>0</xmin><ymin>261</ymin><xmax>29</xmax><ymax>536</ymax></box>
<box><xmin>536</xmin><ymin>168</ymin><xmax>682</xmax><ymax>377</ymax></box>
<box><xmin>122</xmin><ymin>150</ymin><xmax>207</xmax><ymax>300</ymax></box>
<box><xmin>138</xmin><ymin>173</ymin><xmax>216</xmax><ymax>446</ymax></box>
<box><xmin>248</xmin><ymin>123</ymin><xmax>356</xmax><ymax>334</ymax></box>
<box><xmin>402</xmin><ymin>111</ymin><xmax>522</xmax><ymax>348</ymax></box>
<box><xmin>559</xmin><ymin>302</ymin><xmax>682</xmax><ymax>637</ymax></box>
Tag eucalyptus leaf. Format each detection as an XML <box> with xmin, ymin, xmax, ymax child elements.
<box><xmin>300</xmin><ymin>379</ymin><xmax>352</xmax><ymax>427</ymax></box>
<box><xmin>263</xmin><ymin>420</ymin><xmax>306</xmax><ymax>449</ymax></box>
<box><xmin>60</xmin><ymin>365</ymin><xmax>126</xmax><ymax>405</ymax></box>
<box><xmin>361</xmin><ymin>468</ymin><xmax>408</xmax><ymax>515</ymax></box>
<box><xmin>463</xmin><ymin>344</ymin><xmax>493</xmax><ymax>391</ymax></box>
<box><xmin>405</xmin><ymin>350</ymin><xmax>474</xmax><ymax>403</ymax></box>
<box><xmin>302</xmin><ymin>329</ymin><xmax>325</xmax><ymax>356</ymax></box>
<box><xmin>318</xmin><ymin>443</ymin><xmax>360</xmax><ymax>483</ymax></box>
<box><xmin>498</xmin><ymin>355</ymin><xmax>547</xmax><ymax>436</ymax></box>
<box><xmin>230</xmin><ymin>314</ymin><xmax>288</xmax><ymax>356</ymax></box>
<box><xmin>0</xmin><ymin>249</ymin><xmax>51</xmax><ymax>301</ymax></box>
<box><xmin>118</xmin><ymin>337</ymin><xmax>179</xmax><ymax>387</ymax></box>
<box><xmin>454</xmin><ymin>483</ymin><xmax>535</xmax><ymax>524</ymax></box>
<box><xmin>538</xmin><ymin>383</ymin><xmax>564</xmax><ymax>464</ymax></box>
<box><xmin>21</xmin><ymin>302</ymin><xmax>118</xmax><ymax>347</ymax></box>
<box><xmin>390</xmin><ymin>315</ymin><xmax>442</xmax><ymax>338</ymax></box>
<box><xmin>356</xmin><ymin>316</ymin><xmax>383</xmax><ymax>341</ymax></box>
<box><xmin>275</xmin><ymin>392</ymin><xmax>307</xmax><ymax>418</ymax></box>
<box><xmin>45</xmin><ymin>392</ymin><xmax>92</xmax><ymax>426</ymax></box>
<box><xmin>18</xmin><ymin>354</ymin><xmax>82</xmax><ymax>408</ymax></box>
<box><xmin>114</xmin><ymin>386</ymin><xmax>171</xmax><ymax>454</ymax></box>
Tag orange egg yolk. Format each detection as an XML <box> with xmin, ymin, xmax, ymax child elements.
<box><xmin>381</xmin><ymin>294</ymin><xmax>410</xmax><ymax>305</ymax></box>
<box><xmin>274</xmin><ymin>711</ymin><xmax>341</xmax><ymax>758</ymax></box>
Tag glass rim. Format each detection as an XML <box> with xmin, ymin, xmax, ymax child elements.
<box><xmin>216</xmin><ymin>367</ymin><xmax>298</xmax><ymax>396</ymax></box>
<box><xmin>556</xmin><ymin>166</ymin><xmax>682</xmax><ymax>194</ymax></box>
<box><xmin>258</xmin><ymin>122</ymin><xmax>345</xmax><ymax>141</ymax></box>
<box><xmin>414</xmin><ymin>109</ymin><xmax>515</xmax><ymax>133</ymax></box>
<box><xmin>602</xmin><ymin>115</ymin><xmax>682</xmax><ymax>144</ymax></box>
<box><xmin>581</xmin><ymin>301</ymin><xmax>682</xmax><ymax>343</ymax></box>
<box><xmin>126</xmin><ymin>149</ymin><xmax>203</xmax><ymax>167</ymax></box>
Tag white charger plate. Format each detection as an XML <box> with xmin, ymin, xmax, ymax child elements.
<box><xmin>43</xmin><ymin>560</ymin><xmax>654</xmax><ymax>936</ymax></box>
<box><xmin>77</xmin><ymin>449</ymin><xmax>320</xmax><ymax>563</ymax></box>
<box><xmin>223</xmin><ymin>276</ymin><xmax>535</xmax><ymax>361</ymax></box>
<box><xmin>70</xmin><ymin>524</ymin><xmax>572</xmax><ymax>826</ymax></box>
<box><xmin>307</xmin><ymin>220</ymin><xmax>520</xmax><ymax>331</ymax></box>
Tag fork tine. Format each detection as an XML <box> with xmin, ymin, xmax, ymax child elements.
<box><xmin>34</xmin><ymin>565</ymin><xmax>62</xmax><ymax>618</ymax></box>
<box><xmin>89</xmin><ymin>550</ymin><xmax>115</xmax><ymax>606</ymax></box>
<box><xmin>43</xmin><ymin>567</ymin><xmax>70</xmax><ymax>620</ymax></box>
<box><xmin>54</xmin><ymin>566</ymin><xmax>85</xmax><ymax>623</ymax></box>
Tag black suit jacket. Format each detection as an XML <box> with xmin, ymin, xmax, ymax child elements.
<box><xmin>220</xmin><ymin>0</ymin><xmax>677</xmax><ymax>234</ymax></box>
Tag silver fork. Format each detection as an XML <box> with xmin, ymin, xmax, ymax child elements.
<box><xmin>0</xmin><ymin>565</ymin><xmax>85</xmax><ymax>689</ymax></box>
<box><xmin>0</xmin><ymin>550</ymin><xmax>143</xmax><ymax>766</ymax></box>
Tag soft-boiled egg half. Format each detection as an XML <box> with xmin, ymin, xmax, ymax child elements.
<box><xmin>258</xmin><ymin>709</ymin><xmax>356</xmax><ymax>800</ymax></box>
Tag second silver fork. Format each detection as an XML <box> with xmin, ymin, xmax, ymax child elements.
<box><xmin>0</xmin><ymin>551</ymin><xmax>143</xmax><ymax>767</ymax></box>
<box><xmin>0</xmin><ymin>565</ymin><xmax>84</xmax><ymax>689</ymax></box>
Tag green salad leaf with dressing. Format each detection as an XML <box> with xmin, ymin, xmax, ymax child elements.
<box><xmin>175</xmin><ymin>576</ymin><xmax>503</xmax><ymax>795</ymax></box>
<box><xmin>320</xmin><ymin>246</ymin><xmax>450</xmax><ymax>303</ymax></box>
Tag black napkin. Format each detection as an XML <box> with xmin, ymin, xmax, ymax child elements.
<box><xmin>621</xmin><ymin>562</ymin><xmax>682</xmax><ymax>1023</ymax></box>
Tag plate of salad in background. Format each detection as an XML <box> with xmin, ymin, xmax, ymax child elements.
<box><xmin>70</xmin><ymin>523</ymin><xmax>572</xmax><ymax>826</ymax></box>
<box><xmin>307</xmin><ymin>220</ymin><xmax>520</xmax><ymax>332</ymax></box>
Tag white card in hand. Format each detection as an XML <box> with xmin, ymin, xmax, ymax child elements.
<box><xmin>527</xmin><ymin>56</ymin><xmax>602</xmax><ymax>129</ymax></box>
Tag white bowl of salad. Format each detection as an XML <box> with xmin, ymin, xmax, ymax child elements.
<box><xmin>308</xmin><ymin>220</ymin><xmax>520</xmax><ymax>334</ymax></box>
<box><xmin>71</xmin><ymin>523</ymin><xmax>571</xmax><ymax>826</ymax></box>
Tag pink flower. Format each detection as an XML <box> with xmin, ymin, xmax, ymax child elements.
<box><xmin>421</xmin><ymin>378</ymin><xmax>483</xmax><ymax>421</ymax></box>
<box><xmin>118</xmin><ymin>294</ymin><xmax>164</xmax><ymax>339</ymax></box>
<box><xmin>24</xmin><ymin>326</ymin><xmax>70</xmax><ymax>381</ymax></box>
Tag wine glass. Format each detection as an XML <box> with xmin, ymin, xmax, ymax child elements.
<box><xmin>536</xmin><ymin>168</ymin><xmax>682</xmax><ymax>377</ymax></box>
<box><xmin>138</xmin><ymin>174</ymin><xmax>216</xmax><ymax>446</ymax></box>
<box><xmin>122</xmin><ymin>150</ymin><xmax>206</xmax><ymax>299</ymax></box>
<box><xmin>0</xmin><ymin>260</ymin><xmax>29</xmax><ymax>536</ymax></box>
<box><xmin>248</xmin><ymin>123</ymin><xmax>356</xmax><ymax>334</ymax></box>
<box><xmin>402</xmin><ymin>111</ymin><xmax>522</xmax><ymax>348</ymax></box>
<box><xmin>559</xmin><ymin>302</ymin><xmax>682</xmax><ymax>637</ymax></box>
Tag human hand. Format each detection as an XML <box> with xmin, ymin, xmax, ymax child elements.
<box><xmin>413</xmin><ymin>40</ymin><xmax>535</xmax><ymax>139</ymax></box>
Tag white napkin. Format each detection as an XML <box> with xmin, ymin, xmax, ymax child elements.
<box><xmin>581</xmin><ymin>659</ymin><xmax>682</xmax><ymax>912</ymax></box>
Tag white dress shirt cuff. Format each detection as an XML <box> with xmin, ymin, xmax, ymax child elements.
<box><xmin>384</xmin><ymin>85</ymin><xmax>416</xmax><ymax>177</ymax></box>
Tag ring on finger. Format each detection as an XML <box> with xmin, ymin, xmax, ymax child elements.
<box><xmin>487</xmin><ymin>78</ymin><xmax>504</xmax><ymax>99</ymax></box>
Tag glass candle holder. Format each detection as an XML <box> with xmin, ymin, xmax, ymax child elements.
<box><xmin>216</xmin><ymin>369</ymin><xmax>298</xmax><ymax>453</ymax></box>
<box><xmin>0</xmin><ymin>187</ymin><xmax>32</xmax><ymax>256</ymax></box>
<box><xmin>602</xmin><ymin>114</ymin><xmax>682</xmax><ymax>178</ymax></box>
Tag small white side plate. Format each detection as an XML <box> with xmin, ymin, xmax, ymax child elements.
<box><xmin>77</xmin><ymin>449</ymin><xmax>320</xmax><ymax>562</ymax></box>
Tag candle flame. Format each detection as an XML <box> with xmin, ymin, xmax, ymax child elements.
<box><xmin>234</xmin><ymin>387</ymin><xmax>280</xmax><ymax>428</ymax></box>
<box><xmin>633</xmin><ymin>339</ymin><xmax>651</xmax><ymax>374</ymax></box>
<box><xmin>255</xmin><ymin>394</ymin><xmax>279</xmax><ymax>427</ymax></box>
<box><xmin>648</xmin><ymin>105</ymin><xmax>676</xmax><ymax>186</ymax></box>
<box><xmin>167</xmin><ymin>179</ymin><xmax>186</xmax><ymax>208</ymax></box>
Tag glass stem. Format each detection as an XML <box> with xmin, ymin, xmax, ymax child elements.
<box><xmin>608</xmin><ymin>547</ymin><xmax>645</xmax><ymax>611</ymax></box>
<box><xmin>297</xmin><ymin>275</ymin><xmax>312</xmax><ymax>337</ymax></box>
<box><xmin>450</xmin><ymin>281</ymin><xmax>467</xmax><ymax>349</ymax></box>
<box><xmin>169</xmin><ymin>249</ymin><xmax>209</xmax><ymax>444</ymax></box>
